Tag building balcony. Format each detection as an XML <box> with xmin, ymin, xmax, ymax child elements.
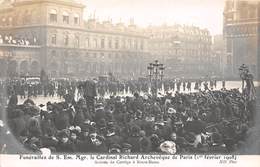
<box><xmin>0</xmin><ymin>43</ymin><xmax>41</xmax><ymax>49</ymax></box>
<box><xmin>225</xmin><ymin>17</ymin><xmax>260</xmax><ymax>25</ymax></box>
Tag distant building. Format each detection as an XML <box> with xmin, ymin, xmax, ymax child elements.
<box><xmin>0</xmin><ymin>0</ymin><xmax>218</xmax><ymax>80</ymax></box>
<box><xmin>0</xmin><ymin>0</ymin><xmax>149</xmax><ymax>79</ymax></box>
<box><xmin>212</xmin><ymin>35</ymin><xmax>227</xmax><ymax>78</ymax></box>
<box><xmin>146</xmin><ymin>25</ymin><xmax>212</xmax><ymax>78</ymax></box>
<box><xmin>223</xmin><ymin>0</ymin><xmax>260</xmax><ymax>80</ymax></box>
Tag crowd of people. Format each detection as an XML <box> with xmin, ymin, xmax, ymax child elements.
<box><xmin>1</xmin><ymin>76</ymin><xmax>256</xmax><ymax>154</ymax></box>
<box><xmin>2</xmin><ymin>78</ymin><xmax>224</xmax><ymax>100</ymax></box>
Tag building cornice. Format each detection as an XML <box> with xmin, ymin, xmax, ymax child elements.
<box><xmin>224</xmin><ymin>21</ymin><xmax>260</xmax><ymax>27</ymax></box>
<box><xmin>0</xmin><ymin>24</ymin><xmax>148</xmax><ymax>38</ymax></box>
<box><xmin>0</xmin><ymin>7</ymin><xmax>14</xmax><ymax>13</ymax></box>
<box><xmin>46</xmin><ymin>46</ymin><xmax>148</xmax><ymax>53</ymax></box>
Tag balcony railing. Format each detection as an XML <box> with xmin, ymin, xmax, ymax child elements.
<box><xmin>0</xmin><ymin>36</ymin><xmax>40</xmax><ymax>48</ymax></box>
<box><xmin>0</xmin><ymin>43</ymin><xmax>41</xmax><ymax>48</ymax></box>
<box><xmin>225</xmin><ymin>17</ymin><xmax>260</xmax><ymax>25</ymax></box>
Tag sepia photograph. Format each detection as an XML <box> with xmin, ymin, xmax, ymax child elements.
<box><xmin>0</xmin><ymin>0</ymin><xmax>259</xmax><ymax>161</ymax></box>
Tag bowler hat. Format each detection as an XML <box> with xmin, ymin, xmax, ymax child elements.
<box><xmin>122</xmin><ymin>143</ymin><xmax>132</xmax><ymax>150</ymax></box>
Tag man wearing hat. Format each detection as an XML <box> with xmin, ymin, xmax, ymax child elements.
<box><xmin>169</xmin><ymin>132</ymin><xmax>193</xmax><ymax>154</ymax></box>
<box><xmin>126</xmin><ymin>125</ymin><xmax>142</xmax><ymax>153</ymax></box>
<box><xmin>208</xmin><ymin>132</ymin><xmax>228</xmax><ymax>154</ymax></box>
<box><xmin>40</xmin><ymin>111</ymin><xmax>57</xmax><ymax>137</ymax></box>
<box><xmin>94</xmin><ymin>105</ymin><xmax>106</xmax><ymax>122</ymax></box>
<box><xmin>105</xmin><ymin>125</ymin><xmax>122</xmax><ymax>148</ymax></box>
<box><xmin>77</xmin><ymin>125</ymin><xmax>93</xmax><ymax>153</ymax></box>
<box><xmin>56</xmin><ymin>130</ymin><xmax>75</xmax><ymax>153</ymax></box>
<box><xmin>138</xmin><ymin>130</ymin><xmax>151</xmax><ymax>153</ymax></box>
<box><xmin>96</xmin><ymin>118</ymin><xmax>107</xmax><ymax>136</ymax></box>
<box><xmin>8</xmin><ymin>91</ymin><xmax>18</xmax><ymax>108</ymax></box>
<box><xmin>73</xmin><ymin>105</ymin><xmax>85</xmax><ymax>127</ymax></box>
<box><xmin>109</xmin><ymin>143</ymin><xmax>122</xmax><ymax>153</ymax></box>
<box><xmin>23</xmin><ymin>98</ymin><xmax>35</xmax><ymax>106</ymax></box>
<box><xmin>121</xmin><ymin>143</ymin><xmax>132</xmax><ymax>153</ymax></box>
<box><xmin>79</xmin><ymin>123</ymin><xmax>90</xmax><ymax>139</ymax></box>
<box><xmin>149</xmin><ymin>134</ymin><xmax>163</xmax><ymax>152</ymax></box>
<box><xmin>130</xmin><ymin>92</ymin><xmax>144</xmax><ymax>114</ymax></box>
<box><xmin>89</xmin><ymin>134</ymin><xmax>107</xmax><ymax>153</ymax></box>
<box><xmin>153</xmin><ymin>117</ymin><xmax>166</xmax><ymax>139</ymax></box>
<box><xmin>69</xmin><ymin>128</ymin><xmax>80</xmax><ymax>142</ymax></box>
<box><xmin>24</xmin><ymin>136</ymin><xmax>42</xmax><ymax>153</ymax></box>
<box><xmin>8</xmin><ymin>109</ymin><xmax>27</xmax><ymax>137</ymax></box>
<box><xmin>41</xmin><ymin>127</ymin><xmax>58</xmax><ymax>150</ymax></box>
<box><xmin>53</xmin><ymin>105</ymin><xmax>71</xmax><ymax>131</ymax></box>
<box><xmin>159</xmin><ymin>141</ymin><xmax>177</xmax><ymax>154</ymax></box>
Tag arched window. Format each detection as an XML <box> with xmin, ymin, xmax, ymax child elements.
<box><xmin>134</xmin><ymin>39</ymin><xmax>138</xmax><ymax>49</ymax></box>
<box><xmin>74</xmin><ymin>13</ymin><xmax>79</xmax><ymax>25</ymax></box>
<box><xmin>2</xmin><ymin>18</ymin><xmax>6</xmax><ymax>26</ymax></box>
<box><xmin>20</xmin><ymin>61</ymin><xmax>28</xmax><ymax>75</ymax></box>
<box><xmin>74</xmin><ymin>35</ymin><xmax>80</xmax><ymax>48</ymax></box>
<box><xmin>115</xmin><ymin>38</ymin><xmax>119</xmax><ymax>49</ymax></box>
<box><xmin>30</xmin><ymin>61</ymin><xmax>40</xmax><ymax>75</ymax></box>
<box><xmin>108</xmin><ymin>38</ymin><xmax>112</xmax><ymax>48</ymax></box>
<box><xmin>64</xmin><ymin>34</ymin><xmax>69</xmax><ymax>46</ymax></box>
<box><xmin>23</xmin><ymin>10</ymin><xmax>31</xmax><ymax>25</ymax></box>
<box><xmin>51</xmin><ymin>34</ymin><xmax>57</xmax><ymax>45</ymax></box>
<box><xmin>49</xmin><ymin>9</ymin><xmax>57</xmax><ymax>23</ymax></box>
<box><xmin>101</xmin><ymin>38</ymin><xmax>105</xmax><ymax>48</ymax></box>
<box><xmin>0</xmin><ymin>35</ymin><xmax>3</xmax><ymax>44</ymax></box>
<box><xmin>85</xmin><ymin>37</ymin><xmax>89</xmax><ymax>48</ymax></box>
<box><xmin>51</xmin><ymin>50</ymin><xmax>56</xmax><ymax>57</ymax></box>
<box><xmin>122</xmin><ymin>39</ymin><xmax>126</xmax><ymax>49</ymax></box>
<box><xmin>93</xmin><ymin>39</ymin><xmax>97</xmax><ymax>48</ymax></box>
<box><xmin>8</xmin><ymin>17</ymin><xmax>12</xmax><ymax>25</ymax></box>
<box><xmin>140</xmin><ymin>40</ymin><xmax>144</xmax><ymax>50</ymax></box>
<box><xmin>63</xmin><ymin>11</ymin><xmax>69</xmax><ymax>24</ymax></box>
<box><xmin>128</xmin><ymin>39</ymin><xmax>132</xmax><ymax>49</ymax></box>
<box><xmin>100</xmin><ymin>53</ymin><xmax>105</xmax><ymax>60</ymax></box>
<box><xmin>93</xmin><ymin>53</ymin><xmax>97</xmax><ymax>59</ymax></box>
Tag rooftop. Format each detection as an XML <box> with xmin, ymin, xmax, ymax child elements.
<box><xmin>0</xmin><ymin>0</ymin><xmax>85</xmax><ymax>8</ymax></box>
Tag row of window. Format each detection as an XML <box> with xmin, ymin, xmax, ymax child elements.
<box><xmin>50</xmin><ymin>34</ymin><xmax>145</xmax><ymax>50</ymax></box>
<box><xmin>65</xmin><ymin>63</ymin><xmax>144</xmax><ymax>75</ymax></box>
<box><xmin>150</xmin><ymin>42</ymin><xmax>211</xmax><ymax>50</ymax></box>
<box><xmin>0</xmin><ymin>16</ymin><xmax>13</xmax><ymax>26</ymax></box>
<box><xmin>150</xmin><ymin>32</ymin><xmax>210</xmax><ymax>38</ymax></box>
<box><xmin>49</xmin><ymin>9</ymin><xmax>80</xmax><ymax>25</ymax></box>
<box><xmin>151</xmin><ymin>35</ymin><xmax>211</xmax><ymax>42</ymax></box>
<box><xmin>226</xmin><ymin>26</ymin><xmax>257</xmax><ymax>35</ymax></box>
<box><xmin>51</xmin><ymin>50</ymin><xmax>143</xmax><ymax>60</ymax></box>
<box><xmin>154</xmin><ymin>50</ymin><xmax>210</xmax><ymax>56</ymax></box>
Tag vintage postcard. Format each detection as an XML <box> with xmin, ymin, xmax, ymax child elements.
<box><xmin>0</xmin><ymin>0</ymin><xmax>259</xmax><ymax>167</ymax></box>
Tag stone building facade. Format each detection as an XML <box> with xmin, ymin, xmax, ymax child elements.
<box><xmin>145</xmin><ymin>25</ymin><xmax>212</xmax><ymax>78</ymax></box>
<box><xmin>0</xmin><ymin>0</ymin><xmax>149</xmax><ymax>79</ymax></box>
<box><xmin>223</xmin><ymin>0</ymin><xmax>260</xmax><ymax>80</ymax></box>
<box><xmin>212</xmin><ymin>35</ymin><xmax>227</xmax><ymax>78</ymax></box>
<box><xmin>0</xmin><ymin>0</ymin><xmax>219</xmax><ymax>80</ymax></box>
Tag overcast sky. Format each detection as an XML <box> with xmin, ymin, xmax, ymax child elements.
<box><xmin>83</xmin><ymin>0</ymin><xmax>225</xmax><ymax>35</ymax></box>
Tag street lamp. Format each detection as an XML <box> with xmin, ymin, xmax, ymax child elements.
<box><xmin>147</xmin><ymin>60</ymin><xmax>165</xmax><ymax>97</ymax></box>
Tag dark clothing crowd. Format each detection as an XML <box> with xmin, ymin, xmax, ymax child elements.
<box><xmin>3</xmin><ymin>78</ymin><xmax>224</xmax><ymax>100</ymax></box>
<box><xmin>4</xmin><ymin>79</ymin><xmax>73</xmax><ymax>99</ymax></box>
<box><xmin>3</xmin><ymin>78</ymin><xmax>256</xmax><ymax>154</ymax></box>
